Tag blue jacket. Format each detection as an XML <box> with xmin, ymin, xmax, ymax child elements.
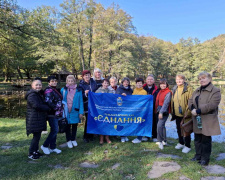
<box><xmin>60</xmin><ymin>87</ymin><xmax>84</xmax><ymax>124</ymax></box>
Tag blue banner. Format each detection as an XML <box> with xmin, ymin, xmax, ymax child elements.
<box><xmin>87</xmin><ymin>92</ymin><xmax>153</xmax><ymax>137</ymax></box>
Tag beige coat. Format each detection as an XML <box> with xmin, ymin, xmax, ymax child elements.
<box><xmin>188</xmin><ymin>83</ymin><xmax>221</xmax><ymax>136</ymax></box>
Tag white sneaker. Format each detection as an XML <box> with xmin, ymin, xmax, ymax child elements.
<box><xmin>158</xmin><ymin>142</ymin><xmax>164</xmax><ymax>150</ymax></box>
<box><xmin>152</xmin><ymin>138</ymin><xmax>158</xmax><ymax>142</ymax></box>
<box><xmin>72</xmin><ymin>140</ymin><xmax>78</xmax><ymax>147</ymax></box>
<box><xmin>41</xmin><ymin>145</ymin><xmax>50</xmax><ymax>155</ymax></box>
<box><xmin>67</xmin><ymin>141</ymin><xmax>73</xmax><ymax>148</ymax></box>
<box><xmin>156</xmin><ymin>141</ymin><xmax>167</xmax><ymax>146</ymax></box>
<box><xmin>125</xmin><ymin>137</ymin><xmax>129</xmax><ymax>142</ymax></box>
<box><xmin>121</xmin><ymin>137</ymin><xmax>125</xmax><ymax>143</ymax></box>
<box><xmin>49</xmin><ymin>148</ymin><xmax>62</xmax><ymax>154</ymax></box>
<box><xmin>182</xmin><ymin>146</ymin><xmax>191</xmax><ymax>153</ymax></box>
<box><xmin>175</xmin><ymin>143</ymin><xmax>185</xmax><ymax>149</ymax></box>
<box><xmin>142</xmin><ymin>137</ymin><xmax>148</xmax><ymax>142</ymax></box>
<box><xmin>132</xmin><ymin>138</ymin><xmax>142</xmax><ymax>144</ymax></box>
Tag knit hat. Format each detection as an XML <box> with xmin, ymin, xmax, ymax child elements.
<box><xmin>47</xmin><ymin>75</ymin><xmax>57</xmax><ymax>82</ymax></box>
<box><xmin>82</xmin><ymin>70</ymin><xmax>91</xmax><ymax>77</ymax></box>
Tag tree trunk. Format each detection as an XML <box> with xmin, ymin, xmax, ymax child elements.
<box><xmin>88</xmin><ymin>22</ymin><xmax>93</xmax><ymax>69</ymax></box>
<box><xmin>77</xmin><ymin>27</ymin><xmax>85</xmax><ymax>70</ymax></box>
<box><xmin>17</xmin><ymin>67</ymin><xmax>23</xmax><ymax>79</ymax></box>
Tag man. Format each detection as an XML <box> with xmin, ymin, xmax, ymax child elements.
<box><xmin>143</xmin><ymin>74</ymin><xmax>159</xmax><ymax>142</ymax></box>
<box><xmin>41</xmin><ymin>76</ymin><xmax>63</xmax><ymax>154</ymax></box>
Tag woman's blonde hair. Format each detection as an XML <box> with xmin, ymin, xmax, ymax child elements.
<box><xmin>66</xmin><ymin>75</ymin><xmax>76</xmax><ymax>83</ymax></box>
<box><xmin>176</xmin><ymin>74</ymin><xmax>186</xmax><ymax>80</ymax></box>
<box><xmin>198</xmin><ymin>71</ymin><xmax>212</xmax><ymax>80</ymax></box>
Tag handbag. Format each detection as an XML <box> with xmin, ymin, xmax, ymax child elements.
<box><xmin>180</xmin><ymin>111</ymin><xmax>193</xmax><ymax>137</ymax></box>
<box><xmin>58</xmin><ymin>117</ymin><xmax>68</xmax><ymax>133</ymax></box>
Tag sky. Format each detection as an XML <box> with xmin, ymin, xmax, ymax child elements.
<box><xmin>16</xmin><ymin>0</ymin><xmax>225</xmax><ymax>43</ymax></box>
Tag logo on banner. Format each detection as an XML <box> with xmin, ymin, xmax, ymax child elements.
<box><xmin>117</xmin><ymin>97</ymin><xmax>123</xmax><ymax>106</ymax></box>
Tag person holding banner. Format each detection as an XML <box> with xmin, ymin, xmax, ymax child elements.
<box><xmin>132</xmin><ymin>78</ymin><xmax>148</xmax><ymax>144</ymax></box>
<box><xmin>143</xmin><ymin>74</ymin><xmax>159</xmax><ymax>142</ymax></box>
<box><xmin>93</xmin><ymin>68</ymin><xmax>104</xmax><ymax>89</ymax></box>
<box><xmin>108</xmin><ymin>77</ymin><xmax>119</xmax><ymax>94</ymax></box>
<box><xmin>79</xmin><ymin>70</ymin><xmax>98</xmax><ymax>143</ymax></box>
<box><xmin>116</xmin><ymin>77</ymin><xmax>133</xmax><ymax>143</ymax></box>
<box><xmin>171</xmin><ymin>74</ymin><xmax>193</xmax><ymax>153</ymax></box>
<box><xmin>96</xmin><ymin>79</ymin><xmax>114</xmax><ymax>144</ymax></box>
<box><xmin>60</xmin><ymin>75</ymin><xmax>84</xmax><ymax>148</ymax></box>
<box><xmin>155</xmin><ymin>79</ymin><xmax>172</xmax><ymax>150</ymax></box>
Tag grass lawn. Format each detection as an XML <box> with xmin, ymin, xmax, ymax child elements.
<box><xmin>0</xmin><ymin>118</ymin><xmax>225</xmax><ymax>180</ymax></box>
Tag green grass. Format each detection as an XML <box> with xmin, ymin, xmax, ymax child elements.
<box><xmin>0</xmin><ymin>118</ymin><xmax>225</xmax><ymax>180</ymax></box>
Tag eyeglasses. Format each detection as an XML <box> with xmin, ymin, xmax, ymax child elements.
<box><xmin>50</xmin><ymin>80</ymin><xmax>58</xmax><ymax>82</ymax></box>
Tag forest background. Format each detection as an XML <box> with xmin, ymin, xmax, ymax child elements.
<box><xmin>1</xmin><ymin>0</ymin><xmax>225</xmax><ymax>82</ymax></box>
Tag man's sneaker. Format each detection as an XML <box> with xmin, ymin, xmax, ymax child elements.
<box><xmin>152</xmin><ymin>138</ymin><xmax>158</xmax><ymax>142</ymax></box>
<box><xmin>158</xmin><ymin>142</ymin><xmax>164</xmax><ymax>150</ymax></box>
<box><xmin>28</xmin><ymin>152</ymin><xmax>39</xmax><ymax>160</ymax></box>
<box><xmin>49</xmin><ymin>148</ymin><xmax>62</xmax><ymax>154</ymax></box>
<box><xmin>142</xmin><ymin>137</ymin><xmax>148</xmax><ymax>142</ymax></box>
<box><xmin>175</xmin><ymin>143</ymin><xmax>185</xmax><ymax>149</ymax></box>
<box><xmin>125</xmin><ymin>137</ymin><xmax>129</xmax><ymax>142</ymax></box>
<box><xmin>132</xmin><ymin>138</ymin><xmax>142</xmax><ymax>144</ymax></box>
<box><xmin>72</xmin><ymin>140</ymin><xmax>78</xmax><ymax>147</ymax></box>
<box><xmin>67</xmin><ymin>141</ymin><xmax>73</xmax><ymax>148</ymax></box>
<box><xmin>182</xmin><ymin>146</ymin><xmax>191</xmax><ymax>153</ymax></box>
<box><xmin>121</xmin><ymin>137</ymin><xmax>126</xmax><ymax>143</ymax></box>
<box><xmin>156</xmin><ymin>141</ymin><xmax>167</xmax><ymax>146</ymax></box>
<box><xmin>41</xmin><ymin>145</ymin><xmax>50</xmax><ymax>155</ymax></box>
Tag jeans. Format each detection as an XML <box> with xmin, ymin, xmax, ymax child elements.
<box><xmin>65</xmin><ymin>124</ymin><xmax>78</xmax><ymax>141</ymax></box>
<box><xmin>157</xmin><ymin>114</ymin><xmax>168</xmax><ymax>142</ymax></box>
<box><xmin>175</xmin><ymin>115</ymin><xmax>191</xmax><ymax>148</ymax></box>
<box><xmin>43</xmin><ymin>117</ymin><xmax>58</xmax><ymax>149</ymax></box>
<box><xmin>29</xmin><ymin>132</ymin><xmax>42</xmax><ymax>154</ymax></box>
<box><xmin>194</xmin><ymin>133</ymin><xmax>212</xmax><ymax>162</ymax></box>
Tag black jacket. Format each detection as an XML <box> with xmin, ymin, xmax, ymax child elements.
<box><xmin>25</xmin><ymin>89</ymin><xmax>50</xmax><ymax>136</ymax></box>
<box><xmin>44</xmin><ymin>86</ymin><xmax>63</xmax><ymax>117</ymax></box>
<box><xmin>79</xmin><ymin>78</ymin><xmax>98</xmax><ymax>112</ymax></box>
<box><xmin>116</xmin><ymin>85</ymin><xmax>133</xmax><ymax>95</ymax></box>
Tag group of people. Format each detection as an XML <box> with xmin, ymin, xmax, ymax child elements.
<box><xmin>26</xmin><ymin>68</ymin><xmax>221</xmax><ymax>166</ymax></box>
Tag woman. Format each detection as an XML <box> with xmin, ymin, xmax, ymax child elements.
<box><xmin>93</xmin><ymin>68</ymin><xmax>104</xmax><ymax>89</ymax></box>
<box><xmin>188</xmin><ymin>72</ymin><xmax>221</xmax><ymax>166</ymax></box>
<box><xmin>155</xmin><ymin>78</ymin><xmax>172</xmax><ymax>150</ymax></box>
<box><xmin>96</xmin><ymin>79</ymin><xmax>114</xmax><ymax>144</ymax></box>
<box><xmin>79</xmin><ymin>70</ymin><xmax>98</xmax><ymax>143</ymax></box>
<box><xmin>108</xmin><ymin>76</ymin><xmax>119</xmax><ymax>94</ymax></box>
<box><xmin>171</xmin><ymin>74</ymin><xmax>193</xmax><ymax>153</ymax></box>
<box><xmin>25</xmin><ymin>78</ymin><xmax>50</xmax><ymax>160</ymax></box>
<box><xmin>116</xmin><ymin>77</ymin><xmax>133</xmax><ymax>142</ymax></box>
<box><xmin>61</xmin><ymin>75</ymin><xmax>84</xmax><ymax>148</ymax></box>
<box><xmin>41</xmin><ymin>76</ymin><xmax>63</xmax><ymax>155</ymax></box>
<box><xmin>131</xmin><ymin>78</ymin><xmax>148</xmax><ymax>144</ymax></box>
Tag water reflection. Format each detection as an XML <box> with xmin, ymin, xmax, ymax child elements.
<box><xmin>0</xmin><ymin>95</ymin><xmax>26</xmax><ymax>118</ymax></box>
